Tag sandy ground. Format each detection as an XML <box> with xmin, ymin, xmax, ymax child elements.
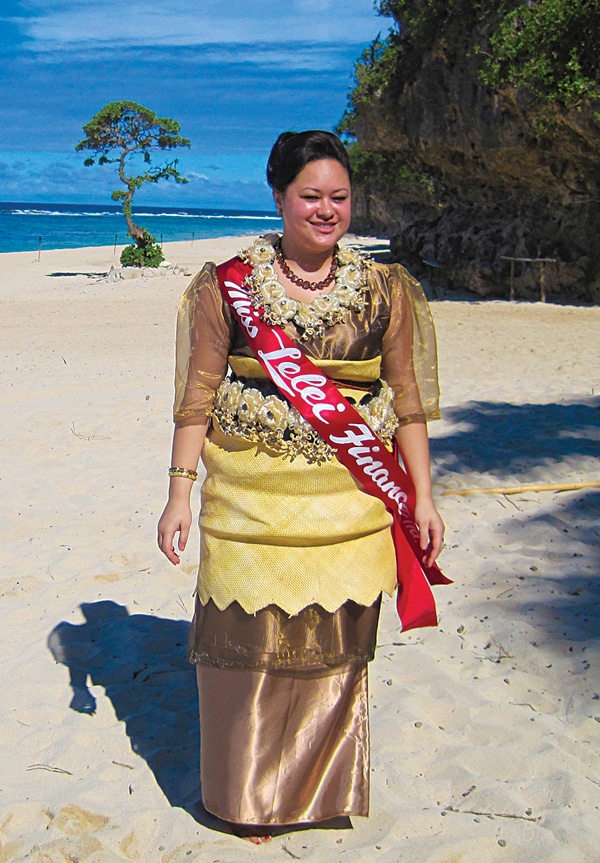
<box><xmin>0</xmin><ymin>237</ymin><xmax>599</xmax><ymax>863</ymax></box>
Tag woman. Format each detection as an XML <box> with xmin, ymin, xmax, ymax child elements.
<box><xmin>157</xmin><ymin>130</ymin><xmax>444</xmax><ymax>844</ymax></box>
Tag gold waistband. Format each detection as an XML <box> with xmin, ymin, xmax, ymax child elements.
<box><xmin>228</xmin><ymin>355</ymin><xmax>382</xmax><ymax>384</ymax></box>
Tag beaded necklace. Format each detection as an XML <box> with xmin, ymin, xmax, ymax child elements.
<box><xmin>274</xmin><ymin>238</ymin><xmax>338</xmax><ymax>292</ymax></box>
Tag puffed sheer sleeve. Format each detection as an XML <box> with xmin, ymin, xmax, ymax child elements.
<box><xmin>173</xmin><ymin>262</ymin><xmax>233</xmax><ymax>426</ymax></box>
<box><xmin>381</xmin><ymin>264</ymin><xmax>441</xmax><ymax>425</ymax></box>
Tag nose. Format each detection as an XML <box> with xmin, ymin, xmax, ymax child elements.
<box><xmin>316</xmin><ymin>198</ymin><xmax>334</xmax><ymax>219</ymax></box>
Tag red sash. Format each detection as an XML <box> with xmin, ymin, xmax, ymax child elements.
<box><xmin>216</xmin><ymin>257</ymin><xmax>450</xmax><ymax>631</ymax></box>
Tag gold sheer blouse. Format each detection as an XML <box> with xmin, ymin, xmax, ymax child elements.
<box><xmin>173</xmin><ymin>258</ymin><xmax>440</xmax><ymax>429</ymax></box>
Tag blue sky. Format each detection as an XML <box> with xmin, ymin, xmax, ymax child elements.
<box><xmin>0</xmin><ymin>1</ymin><xmax>387</xmax><ymax>209</ymax></box>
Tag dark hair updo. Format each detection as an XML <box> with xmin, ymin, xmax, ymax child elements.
<box><xmin>266</xmin><ymin>130</ymin><xmax>352</xmax><ymax>192</ymax></box>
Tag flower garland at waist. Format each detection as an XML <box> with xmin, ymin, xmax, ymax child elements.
<box><xmin>239</xmin><ymin>233</ymin><xmax>369</xmax><ymax>340</ymax></box>
<box><xmin>211</xmin><ymin>377</ymin><xmax>399</xmax><ymax>465</ymax></box>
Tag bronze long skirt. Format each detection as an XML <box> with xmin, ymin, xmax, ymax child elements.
<box><xmin>197</xmin><ymin>662</ymin><xmax>369</xmax><ymax>825</ymax></box>
<box><xmin>191</xmin><ymin>597</ymin><xmax>380</xmax><ymax>825</ymax></box>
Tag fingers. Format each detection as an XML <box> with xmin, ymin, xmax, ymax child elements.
<box><xmin>157</xmin><ymin>504</ymin><xmax>192</xmax><ymax>566</ymax></box>
<box><xmin>165</xmin><ymin>545</ymin><xmax>181</xmax><ymax>566</ymax></box>
<box><xmin>178</xmin><ymin>523</ymin><xmax>189</xmax><ymax>552</ymax></box>
<box><xmin>415</xmin><ymin>507</ymin><xmax>445</xmax><ymax>567</ymax></box>
<box><xmin>425</xmin><ymin>521</ymin><xmax>444</xmax><ymax>567</ymax></box>
<box><xmin>157</xmin><ymin>526</ymin><xmax>181</xmax><ymax>565</ymax></box>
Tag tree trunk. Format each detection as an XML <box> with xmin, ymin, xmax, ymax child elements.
<box><xmin>122</xmin><ymin>188</ymin><xmax>147</xmax><ymax>247</ymax></box>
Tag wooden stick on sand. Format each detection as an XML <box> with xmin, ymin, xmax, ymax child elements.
<box><xmin>442</xmin><ymin>481</ymin><xmax>600</xmax><ymax>497</ymax></box>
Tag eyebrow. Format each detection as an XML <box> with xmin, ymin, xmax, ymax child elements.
<box><xmin>301</xmin><ymin>186</ymin><xmax>349</xmax><ymax>193</ymax></box>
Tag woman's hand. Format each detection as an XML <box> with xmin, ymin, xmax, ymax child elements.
<box><xmin>394</xmin><ymin>423</ymin><xmax>444</xmax><ymax>568</ymax></box>
<box><xmin>414</xmin><ymin>497</ymin><xmax>445</xmax><ymax>568</ymax></box>
<box><xmin>158</xmin><ymin>421</ymin><xmax>208</xmax><ymax>565</ymax></box>
<box><xmin>157</xmin><ymin>499</ymin><xmax>193</xmax><ymax>565</ymax></box>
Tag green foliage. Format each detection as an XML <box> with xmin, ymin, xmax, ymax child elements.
<box><xmin>347</xmin><ymin>143</ymin><xmax>435</xmax><ymax>199</ymax></box>
<box><xmin>76</xmin><ymin>100</ymin><xmax>190</xmax><ymax>164</ymax></box>
<box><xmin>120</xmin><ymin>234</ymin><xmax>165</xmax><ymax>268</ymax></box>
<box><xmin>341</xmin><ymin>0</ymin><xmax>483</xmax><ymax>127</ymax></box>
<box><xmin>76</xmin><ymin>101</ymin><xmax>190</xmax><ymax>246</ymax></box>
<box><xmin>344</xmin><ymin>1</ymin><xmax>600</xmax><ymax>123</ymax></box>
<box><xmin>480</xmin><ymin>0</ymin><xmax>600</xmax><ymax>106</ymax></box>
<box><xmin>338</xmin><ymin>35</ymin><xmax>401</xmax><ymax>125</ymax></box>
<box><xmin>377</xmin><ymin>0</ymin><xmax>482</xmax><ymax>52</ymax></box>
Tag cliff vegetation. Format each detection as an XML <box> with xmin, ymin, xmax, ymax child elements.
<box><xmin>340</xmin><ymin>0</ymin><xmax>600</xmax><ymax>301</ymax></box>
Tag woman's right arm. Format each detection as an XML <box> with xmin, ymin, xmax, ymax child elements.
<box><xmin>157</xmin><ymin>421</ymin><xmax>209</xmax><ymax>564</ymax></box>
<box><xmin>158</xmin><ymin>263</ymin><xmax>232</xmax><ymax>564</ymax></box>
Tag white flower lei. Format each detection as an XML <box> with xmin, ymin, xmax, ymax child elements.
<box><xmin>239</xmin><ymin>233</ymin><xmax>370</xmax><ymax>340</ymax></box>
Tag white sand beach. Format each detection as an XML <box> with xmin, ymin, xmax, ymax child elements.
<box><xmin>1</xmin><ymin>238</ymin><xmax>599</xmax><ymax>863</ymax></box>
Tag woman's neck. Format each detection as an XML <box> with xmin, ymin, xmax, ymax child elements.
<box><xmin>278</xmin><ymin>236</ymin><xmax>335</xmax><ymax>275</ymax></box>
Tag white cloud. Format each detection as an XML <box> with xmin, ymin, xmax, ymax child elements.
<box><xmin>14</xmin><ymin>0</ymin><xmax>384</xmax><ymax>49</ymax></box>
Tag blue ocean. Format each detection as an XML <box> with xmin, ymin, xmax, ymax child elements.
<box><xmin>0</xmin><ymin>201</ymin><xmax>282</xmax><ymax>254</ymax></box>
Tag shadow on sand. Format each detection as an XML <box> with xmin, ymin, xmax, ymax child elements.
<box><xmin>434</xmin><ymin>397</ymin><xmax>600</xmax><ymax>643</ymax></box>
<box><xmin>504</xmin><ymin>490</ymin><xmax>600</xmax><ymax>644</ymax></box>
<box><xmin>48</xmin><ymin>271</ymin><xmax>109</xmax><ymax>278</ymax></box>
<box><xmin>431</xmin><ymin>398</ymin><xmax>599</xmax><ymax>479</ymax></box>
<box><xmin>47</xmin><ymin>601</ymin><xmax>351</xmax><ymax>837</ymax></box>
<box><xmin>47</xmin><ymin>602</ymin><xmax>222</xmax><ymax>827</ymax></box>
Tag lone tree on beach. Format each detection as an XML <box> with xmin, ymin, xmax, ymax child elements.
<box><xmin>76</xmin><ymin>101</ymin><xmax>191</xmax><ymax>266</ymax></box>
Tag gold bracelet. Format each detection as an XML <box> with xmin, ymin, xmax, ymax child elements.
<box><xmin>168</xmin><ymin>467</ymin><xmax>198</xmax><ymax>481</ymax></box>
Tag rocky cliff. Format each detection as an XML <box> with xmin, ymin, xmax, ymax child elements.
<box><xmin>346</xmin><ymin>7</ymin><xmax>600</xmax><ymax>302</ymax></box>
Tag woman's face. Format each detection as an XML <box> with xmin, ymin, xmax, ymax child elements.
<box><xmin>274</xmin><ymin>158</ymin><xmax>351</xmax><ymax>257</ymax></box>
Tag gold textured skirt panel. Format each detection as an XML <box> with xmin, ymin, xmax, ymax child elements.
<box><xmin>188</xmin><ymin>595</ymin><xmax>381</xmax><ymax>671</ymax></box>
<box><xmin>197</xmin><ymin>663</ymin><xmax>370</xmax><ymax>824</ymax></box>
<box><xmin>198</xmin><ymin>427</ymin><xmax>397</xmax><ymax>615</ymax></box>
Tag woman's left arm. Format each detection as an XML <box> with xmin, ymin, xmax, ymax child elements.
<box><xmin>395</xmin><ymin>421</ymin><xmax>444</xmax><ymax>567</ymax></box>
<box><xmin>379</xmin><ymin>263</ymin><xmax>444</xmax><ymax>565</ymax></box>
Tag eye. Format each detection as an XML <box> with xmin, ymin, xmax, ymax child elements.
<box><xmin>333</xmin><ymin>196</ymin><xmax>348</xmax><ymax>203</ymax></box>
